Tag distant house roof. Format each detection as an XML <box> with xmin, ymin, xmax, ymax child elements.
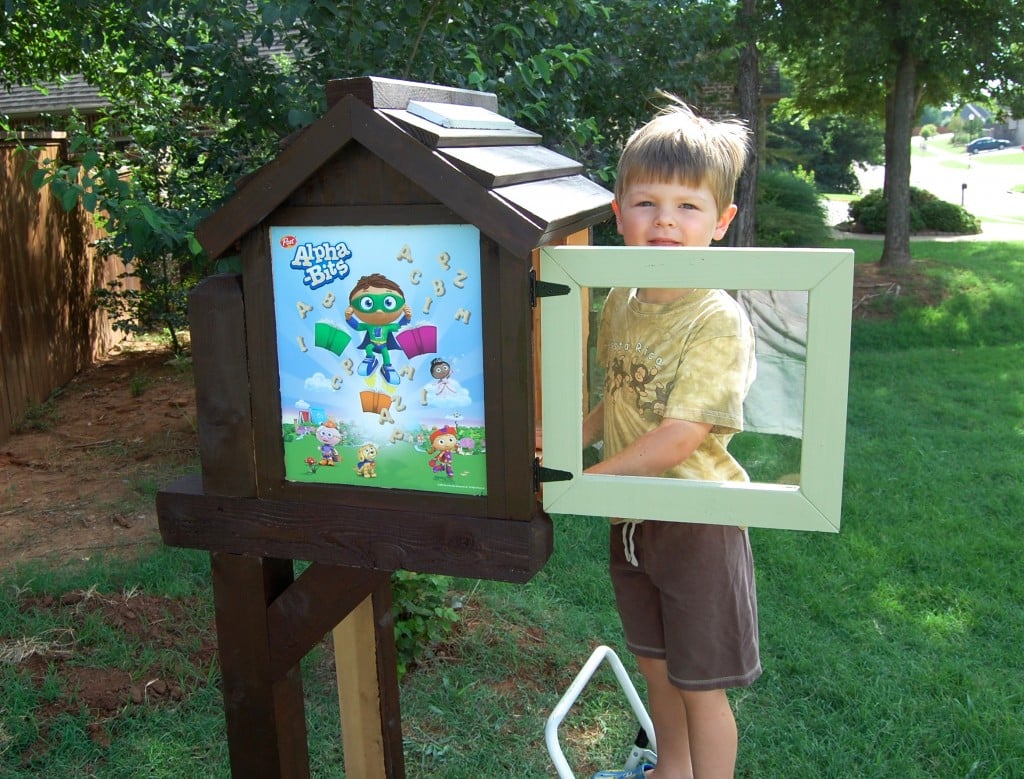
<box><xmin>960</xmin><ymin>104</ymin><xmax>992</xmax><ymax>123</ymax></box>
<box><xmin>1</xmin><ymin>28</ymin><xmax>287</xmax><ymax>126</ymax></box>
<box><xmin>0</xmin><ymin>75</ymin><xmax>109</xmax><ymax>120</ymax></box>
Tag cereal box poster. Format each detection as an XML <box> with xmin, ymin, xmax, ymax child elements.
<box><xmin>270</xmin><ymin>224</ymin><xmax>487</xmax><ymax>496</ymax></box>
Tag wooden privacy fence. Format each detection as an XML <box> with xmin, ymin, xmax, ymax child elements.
<box><xmin>0</xmin><ymin>135</ymin><xmax>127</xmax><ymax>444</ymax></box>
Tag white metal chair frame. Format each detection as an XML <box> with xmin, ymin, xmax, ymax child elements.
<box><xmin>545</xmin><ymin>645</ymin><xmax>657</xmax><ymax>779</ymax></box>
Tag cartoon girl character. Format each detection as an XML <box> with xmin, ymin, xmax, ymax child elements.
<box><xmin>427</xmin><ymin>425</ymin><xmax>459</xmax><ymax>479</ymax></box>
<box><xmin>430</xmin><ymin>357</ymin><xmax>456</xmax><ymax>396</ymax></box>
<box><xmin>344</xmin><ymin>273</ymin><xmax>412</xmax><ymax>385</ymax></box>
<box><xmin>316</xmin><ymin>420</ymin><xmax>343</xmax><ymax>465</ymax></box>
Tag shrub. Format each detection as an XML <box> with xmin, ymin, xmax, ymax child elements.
<box><xmin>755</xmin><ymin>167</ymin><xmax>832</xmax><ymax>247</ymax></box>
<box><xmin>918</xmin><ymin>199</ymin><xmax>981</xmax><ymax>233</ymax></box>
<box><xmin>849</xmin><ymin>188</ymin><xmax>925</xmax><ymax>232</ymax></box>
<box><xmin>847</xmin><ymin>188</ymin><xmax>887</xmax><ymax>232</ymax></box>
<box><xmin>391</xmin><ymin>571</ymin><xmax>460</xmax><ymax>678</ymax></box>
<box><xmin>848</xmin><ymin>187</ymin><xmax>980</xmax><ymax>234</ymax></box>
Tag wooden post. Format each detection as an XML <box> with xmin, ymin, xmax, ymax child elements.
<box><xmin>213</xmin><ymin>553</ymin><xmax>311</xmax><ymax>778</ymax></box>
<box><xmin>334</xmin><ymin>577</ymin><xmax>404</xmax><ymax>778</ymax></box>
<box><xmin>179</xmin><ymin>274</ymin><xmax>413</xmax><ymax>777</ymax></box>
<box><xmin>189</xmin><ymin>274</ymin><xmax>307</xmax><ymax>777</ymax></box>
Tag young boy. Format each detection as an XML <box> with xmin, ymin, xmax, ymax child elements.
<box><xmin>585</xmin><ymin>100</ymin><xmax>760</xmax><ymax>779</ymax></box>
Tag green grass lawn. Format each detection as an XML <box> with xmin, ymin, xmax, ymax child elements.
<box><xmin>971</xmin><ymin>151</ymin><xmax>1024</xmax><ymax>168</ymax></box>
<box><xmin>2</xmin><ymin>238</ymin><xmax>1024</xmax><ymax>777</ymax></box>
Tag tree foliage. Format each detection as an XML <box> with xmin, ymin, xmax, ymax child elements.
<box><xmin>760</xmin><ymin>0</ymin><xmax>1024</xmax><ymax>267</ymax></box>
<box><xmin>2</xmin><ymin>0</ymin><xmax>740</xmax><ymax>349</ymax></box>
<box><xmin>754</xmin><ymin>167</ymin><xmax>831</xmax><ymax>247</ymax></box>
<box><xmin>766</xmin><ymin>107</ymin><xmax>884</xmax><ymax>193</ymax></box>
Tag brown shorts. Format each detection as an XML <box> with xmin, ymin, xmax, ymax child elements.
<box><xmin>609</xmin><ymin>520</ymin><xmax>761</xmax><ymax>691</ymax></box>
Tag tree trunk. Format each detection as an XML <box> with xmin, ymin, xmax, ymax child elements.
<box><xmin>880</xmin><ymin>48</ymin><xmax>917</xmax><ymax>268</ymax></box>
<box><xmin>730</xmin><ymin>0</ymin><xmax>760</xmax><ymax>247</ymax></box>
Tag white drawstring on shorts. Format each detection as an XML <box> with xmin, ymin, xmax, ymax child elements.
<box><xmin>622</xmin><ymin>521</ymin><xmax>639</xmax><ymax>567</ymax></box>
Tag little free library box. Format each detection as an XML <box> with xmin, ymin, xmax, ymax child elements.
<box><xmin>155</xmin><ymin>76</ymin><xmax>611</xmax><ymax>778</ymax></box>
<box><xmin>158</xmin><ymin>75</ymin><xmax>612</xmax><ymax>579</ymax></box>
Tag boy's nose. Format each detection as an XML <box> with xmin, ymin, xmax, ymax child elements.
<box><xmin>654</xmin><ymin>208</ymin><xmax>676</xmax><ymax>226</ymax></box>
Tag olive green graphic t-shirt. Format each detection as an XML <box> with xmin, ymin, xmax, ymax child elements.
<box><xmin>596</xmin><ymin>287</ymin><xmax>756</xmax><ymax>484</ymax></box>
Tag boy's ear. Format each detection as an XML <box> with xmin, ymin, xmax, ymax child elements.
<box><xmin>713</xmin><ymin>203</ymin><xmax>739</xmax><ymax>240</ymax></box>
<box><xmin>611</xmin><ymin>199</ymin><xmax>623</xmax><ymax>233</ymax></box>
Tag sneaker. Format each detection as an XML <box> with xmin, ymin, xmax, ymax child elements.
<box><xmin>380</xmin><ymin>363</ymin><xmax>400</xmax><ymax>385</ymax></box>
<box><xmin>358</xmin><ymin>355</ymin><xmax>379</xmax><ymax>377</ymax></box>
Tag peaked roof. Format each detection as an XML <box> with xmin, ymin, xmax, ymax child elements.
<box><xmin>196</xmin><ymin>76</ymin><xmax>612</xmax><ymax>260</ymax></box>
<box><xmin>960</xmin><ymin>103</ymin><xmax>992</xmax><ymax>123</ymax></box>
<box><xmin>0</xmin><ymin>76</ymin><xmax>109</xmax><ymax>119</ymax></box>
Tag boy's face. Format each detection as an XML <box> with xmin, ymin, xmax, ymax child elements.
<box><xmin>613</xmin><ymin>179</ymin><xmax>737</xmax><ymax>248</ymax></box>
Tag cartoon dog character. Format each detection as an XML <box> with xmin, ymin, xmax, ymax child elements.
<box><xmin>355</xmin><ymin>443</ymin><xmax>379</xmax><ymax>478</ymax></box>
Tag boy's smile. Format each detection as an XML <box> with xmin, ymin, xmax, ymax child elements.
<box><xmin>613</xmin><ymin>179</ymin><xmax>737</xmax><ymax>249</ymax></box>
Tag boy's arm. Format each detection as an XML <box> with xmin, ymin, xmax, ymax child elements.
<box><xmin>536</xmin><ymin>400</ymin><xmax>606</xmax><ymax>455</ymax></box>
<box><xmin>582</xmin><ymin>400</ymin><xmax>605</xmax><ymax>448</ymax></box>
<box><xmin>585</xmin><ymin>417</ymin><xmax>712</xmax><ymax>478</ymax></box>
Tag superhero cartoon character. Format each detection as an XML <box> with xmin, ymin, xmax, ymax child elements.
<box><xmin>344</xmin><ymin>273</ymin><xmax>412</xmax><ymax>386</ymax></box>
<box><xmin>316</xmin><ymin>421</ymin><xmax>343</xmax><ymax>465</ymax></box>
<box><xmin>427</xmin><ymin>425</ymin><xmax>459</xmax><ymax>479</ymax></box>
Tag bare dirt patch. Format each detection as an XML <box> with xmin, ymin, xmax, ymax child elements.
<box><xmin>1</xmin><ymin>341</ymin><xmax>197</xmax><ymax>570</ymax></box>
<box><xmin>852</xmin><ymin>259</ymin><xmax>944</xmax><ymax>320</ymax></box>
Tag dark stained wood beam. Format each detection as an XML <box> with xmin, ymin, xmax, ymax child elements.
<box><xmin>158</xmin><ymin>474</ymin><xmax>553</xmax><ymax>583</ymax></box>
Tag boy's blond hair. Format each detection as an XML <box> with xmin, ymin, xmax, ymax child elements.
<box><xmin>614</xmin><ymin>96</ymin><xmax>750</xmax><ymax>217</ymax></box>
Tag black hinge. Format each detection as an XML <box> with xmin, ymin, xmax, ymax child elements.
<box><xmin>530</xmin><ymin>268</ymin><xmax>570</xmax><ymax>307</ymax></box>
<box><xmin>533</xmin><ymin>457</ymin><xmax>573</xmax><ymax>492</ymax></box>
